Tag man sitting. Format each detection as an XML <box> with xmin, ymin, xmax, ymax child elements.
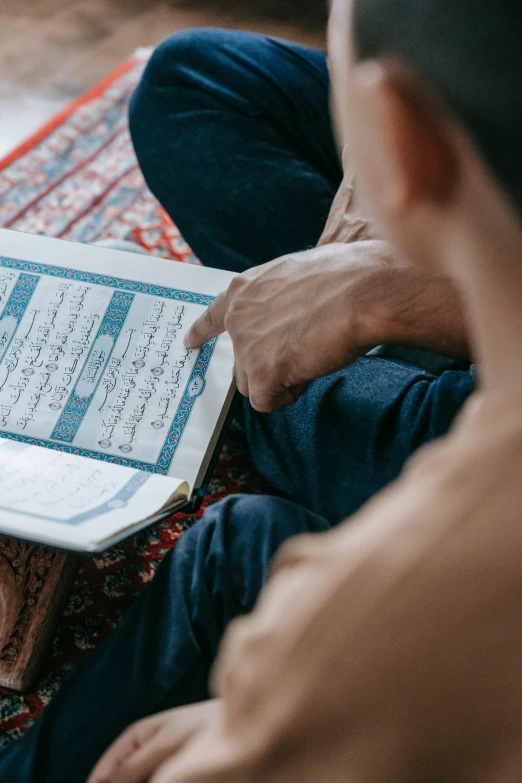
<box><xmin>128</xmin><ymin>24</ymin><xmax>473</xmax><ymax>524</ymax></box>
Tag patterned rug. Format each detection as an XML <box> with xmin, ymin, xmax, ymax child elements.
<box><xmin>0</xmin><ymin>53</ymin><xmax>263</xmax><ymax>745</ymax></box>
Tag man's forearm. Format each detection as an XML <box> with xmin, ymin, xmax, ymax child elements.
<box><xmin>319</xmin><ymin>160</ymin><xmax>469</xmax><ymax>359</ymax></box>
<box><xmin>356</xmin><ymin>259</ymin><xmax>470</xmax><ymax>359</ymax></box>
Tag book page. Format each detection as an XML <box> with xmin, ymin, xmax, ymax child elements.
<box><xmin>0</xmin><ymin>229</ymin><xmax>235</xmax><ymax>489</ymax></box>
<box><xmin>0</xmin><ymin>439</ymin><xmax>187</xmax><ymax>551</ymax></box>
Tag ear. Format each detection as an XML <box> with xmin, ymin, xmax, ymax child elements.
<box><xmin>353</xmin><ymin>61</ymin><xmax>458</xmax><ymax>216</ymax></box>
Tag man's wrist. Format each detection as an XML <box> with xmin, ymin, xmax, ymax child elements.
<box><xmin>353</xmin><ymin>262</ymin><xmax>470</xmax><ymax>359</ymax></box>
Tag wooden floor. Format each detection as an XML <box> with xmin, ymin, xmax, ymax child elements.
<box><xmin>0</xmin><ymin>0</ymin><xmax>326</xmax><ymax>158</ymax></box>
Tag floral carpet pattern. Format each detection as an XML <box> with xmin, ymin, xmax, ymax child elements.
<box><xmin>0</xmin><ymin>53</ymin><xmax>262</xmax><ymax>745</ymax></box>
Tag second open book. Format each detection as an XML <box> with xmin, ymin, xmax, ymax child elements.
<box><xmin>0</xmin><ymin>229</ymin><xmax>236</xmax><ymax>553</ymax></box>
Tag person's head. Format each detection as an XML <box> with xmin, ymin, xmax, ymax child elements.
<box><xmin>328</xmin><ymin>0</ymin><xmax>522</xmax><ymax>280</ymax></box>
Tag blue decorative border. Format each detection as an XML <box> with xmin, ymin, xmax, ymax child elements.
<box><xmin>0</xmin><ymin>338</ymin><xmax>216</xmax><ymax>473</ymax></box>
<box><xmin>1</xmin><ymin>273</ymin><xmax>39</xmax><ymax>320</ymax></box>
<box><xmin>0</xmin><ymin>273</ymin><xmax>39</xmax><ymax>361</ymax></box>
<box><xmin>0</xmin><ymin>256</ymin><xmax>218</xmax><ymax>474</ymax></box>
<box><xmin>0</xmin><ymin>471</ymin><xmax>151</xmax><ymax>526</ymax></box>
<box><xmin>0</xmin><ymin>257</ymin><xmax>215</xmax><ymax>306</ymax></box>
<box><xmin>51</xmin><ymin>291</ymin><xmax>135</xmax><ymax>442</ymax></box>
<box><xmin>156</xmin><ymin>339</ymin><xmax>216</xmax><ymax>473</ymax></box>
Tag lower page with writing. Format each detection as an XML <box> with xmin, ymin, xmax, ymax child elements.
<box><xmin>0</xmin><ymin>439</ymin><xmax>187</xmax><ymax>551</ymax></box>
<box><xmin>0</xmin><ymin>229</ymin><xmax>236</xmax><ymax>494</ymax></box>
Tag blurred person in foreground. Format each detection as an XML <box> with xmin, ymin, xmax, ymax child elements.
<box><xmin>90</xmin><ymin>0</ymin><xmax>522</xmax><ymax>779</ymax></box>
<box><xmin>0</xmin><ymin>0</ymin><xmax>520</xmax><ymax>779</ymax></box>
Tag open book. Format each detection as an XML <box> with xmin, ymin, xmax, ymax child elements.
<box><xmin>0</xmin><ymin>229</ymin><xmax>236</xmax><ymax>553</ymax></box>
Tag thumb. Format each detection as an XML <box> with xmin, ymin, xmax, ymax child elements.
<box><xmin>249</xmin><ymin>382</ymin><xmax>308</xmax><ymax>413</ymax></box>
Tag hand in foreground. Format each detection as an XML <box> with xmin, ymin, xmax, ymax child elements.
<box><xmin>184</xmin><ymin>241</ymin><xmax>467</xmax><ymax>412</ymax></box>
<box><xmin>88</xmin><ymin>700</ymin><xmax>220</xmax><ymax>783</ymax></box>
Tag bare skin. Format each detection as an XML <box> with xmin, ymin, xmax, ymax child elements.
<box><xmin>184</xmin><ymin>241</ymin><xmax>468</xmax><ymax>412</ymax></box>
<box><xmin>183</xmin><ymin>130</ymin><xmax>468</xmax><ymax>414</ymax></box>
<box><xmin>89</xmin><ymin>701</ymin><xmax>220</xmax><ymax>783</ymax></box>
<box><xmin>316</xmin><ymin>144</ymin><xmax>373</xmax><ymax>246</ymax></box>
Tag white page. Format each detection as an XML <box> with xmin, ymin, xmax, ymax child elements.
<box><xmin>0</xmin><ymin>439</ymin><xmax>186</xmax><ymax>551</ymax></box>
<box><xmin>0</xmin><ymin>229</ymin><xmax>235</xmax><ymax>490</ymax></box>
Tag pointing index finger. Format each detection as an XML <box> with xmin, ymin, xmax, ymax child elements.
<box><xmin>183</xmin><ymin>289</ymin><xmax>229</xmax><ymax>349</ymax></box>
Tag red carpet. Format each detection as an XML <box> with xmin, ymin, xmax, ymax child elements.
<box><xmin>0</xmin><ymin>53</ymin><xmax>264</xmax><ymax>745</ymax></box>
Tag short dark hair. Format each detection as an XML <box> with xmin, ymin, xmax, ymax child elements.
<box><xmin>353</xmin><ymin>0</ymin><xmax>522</xmax><ymax>216</ymax></box>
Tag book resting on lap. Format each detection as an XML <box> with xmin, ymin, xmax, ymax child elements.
<box><xmin>0</xmin><ymin>228</ymin><xmax>236</xmax><ymax>553</ymax></box>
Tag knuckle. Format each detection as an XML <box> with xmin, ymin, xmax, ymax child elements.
<box><xmin>249</xmin><ymin>376</ymin><xmax>276</xmax><ymax>413</ymax></box>
<box><xmin>250</xmin><ymin>364</ymin><xmax>269</xmax><ymax>387</ymax></box>
<box><xmin>249</xmin><ymin>394</ymin><xmax>272</xmax><ymax>413</ymax></box>
<box><xmin>228</xmin><ymin>274</ymin><xmax>244</xmax><ymax>295</ymax></box>
<box><xmin>264</xmin><ymin>356</ymin><xmax>287</xmax><ymax>387</ymax></box>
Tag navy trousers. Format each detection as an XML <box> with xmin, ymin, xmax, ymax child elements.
<box><xmin>0</xmin><ymin>30</ymin><xmax>474</xmax><ymax>782</ymax></box>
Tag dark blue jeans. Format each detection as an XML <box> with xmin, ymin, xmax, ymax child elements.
<box><xmin>129</xmin><ymin>28</ymin><xmax>474</xmax><ymax>523</ymax></box>
<box><xmin>0</xmin><ymin>30</ymin><xmax>474</xmax><ymax>782</ymax></box>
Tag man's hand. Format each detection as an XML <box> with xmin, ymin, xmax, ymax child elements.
<box><xmin>184</xmin><ymin>241</ymin><xmax>468</xmax><ymax>413</ymax></box>
<box><xmin>88</xmin><ymin>700</ymin><xmax>220</xmax><ymax>783</ymax></box>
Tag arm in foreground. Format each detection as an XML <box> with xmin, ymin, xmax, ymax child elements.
<box><xmin>145</xmin><ymin>426</ymin><xmax>522</xmax><ymax>783</ymax></box>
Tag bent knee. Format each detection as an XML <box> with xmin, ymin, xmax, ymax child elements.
<box><xmin>132</xmin><ymin>27</ymin><xmax>256</xmax><ymax>100</ymax></box>
<box><xmin>204</xmin><ymin>494</ymin><xmax>329</xmax><ymax>550</ymax></box>
<box><xmin>130</xmin><ymin>28</ymin><xmax>242</xmax><ymax>156</ymax></box>
<box><xmin>143</xmin><ymin>29</ymin><xmax>220</xmax><ymax>88</ymax></box>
